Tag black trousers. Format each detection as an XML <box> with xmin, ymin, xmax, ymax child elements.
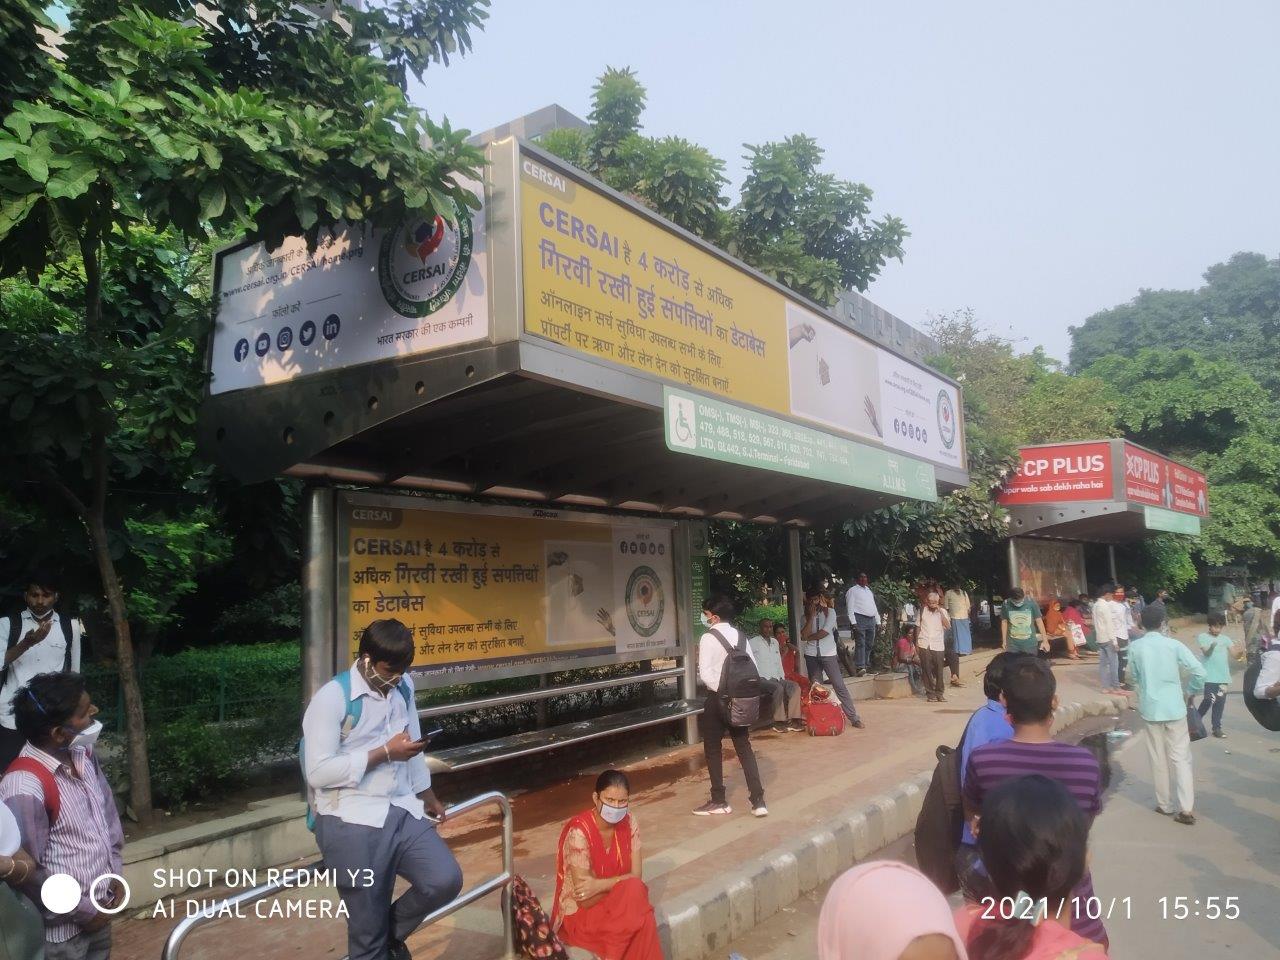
<box><xmin>943</xmin><ymin>632</ymin><xmax>959</xmax><ymax>679</ymax></box>
<box><xmin>0</xmin><ymin>725</ymin><xmax>24</xmax><ymax>771</ymax></box>
<box><xmin>701</xmin><ymin>692</ymin><xmax>764</xmax><ymax>806</ymax></box>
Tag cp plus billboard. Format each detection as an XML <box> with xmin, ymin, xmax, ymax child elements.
<box><xmin>997</xmin><ymin>442</ymin><xmax>1113</xmax><ymax>504</ymax></box>
<box><xmin>1122</xmin><ymin>443</ymin><xmax>1208</xmax><ymax>516</ymax></box>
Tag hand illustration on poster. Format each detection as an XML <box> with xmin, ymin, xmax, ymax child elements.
<box><xmin>786</xmin><ymin>302</ymin><xmax>883</xmax><ymax>441</ymax></box>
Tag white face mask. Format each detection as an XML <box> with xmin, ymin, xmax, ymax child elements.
<box><xmin>67</xmin><ymin>719</ymin><xmax>103</xmax><ymax>751</ymax></box>
<box><xmin>599</xmin><ymin>802</ymin><xmax>628</xmax><ymax>824</ymax></box>
<box><xmin>699</xmin><ymin>612</ymin><xmax>712</xmax><ymax>627</ymax></box>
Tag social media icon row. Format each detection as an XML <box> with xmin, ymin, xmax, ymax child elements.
<box><xmin>233</xmin><ymin>314</ymin><xmax>341</xmax><ymax>362</ymax></box>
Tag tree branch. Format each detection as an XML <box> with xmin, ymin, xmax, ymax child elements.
<box><xmin>33</xmin><ymin>458</ymin><xmax>89</xmax><ymax>519</ymax></box>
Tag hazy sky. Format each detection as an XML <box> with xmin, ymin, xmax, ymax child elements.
<box><xmin>409</xmin><ymin>1</ymin><xmax>1280</xmax><ymax>363</ymax></box>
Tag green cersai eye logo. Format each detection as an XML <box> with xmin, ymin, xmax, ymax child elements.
<box><xmin>625</xmin><ymin>566</ymin><xmax>665</xmax><ymax>638</ymax></box>
<box><xmin>936</xmin><ymin>389</ymin><xmax>957</xmax><ymax>450</ymax></box>
<box><xmin>378</xmin><ymin>198</ymin><xmax>473</xmax><ymax>319</ymax></box>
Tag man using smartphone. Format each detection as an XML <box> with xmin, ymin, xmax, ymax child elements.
<box><xmin>1</xmin><ymin>572</ymin><xmax>82</xmax><ymax>770</ymax></box>
<box><xmin>302</xmin><ymin>619</ymin><xmax>462</xmax><ymax>960</ymax></box>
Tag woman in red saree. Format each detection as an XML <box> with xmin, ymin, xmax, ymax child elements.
<box><xmin>553</xmin><ymin>769</ymin><xmax>663</xmax><ymax>960</ymax></box>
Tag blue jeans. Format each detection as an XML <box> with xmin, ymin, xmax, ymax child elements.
<box><xmin>1098</xmin><ymin>643</ymin><xmax>1119</xmax><ymax>689</ymax></box>
<box><xmin>853</xmin><ymin>614</ymin><xmax>877</xmax><ymax>669</ymax></box>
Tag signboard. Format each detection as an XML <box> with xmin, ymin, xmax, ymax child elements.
<box><xmin>664</xmin><ymin>387</ymin><xmax>937</xmax><ymax>502</ymax></box>
<box><xmin>519</xmin><ymin>150</ymin><xmax>964</xmax><ymax>473</ymax></box>
<box><xmin>209</xmin><ymin>181</ymin><xmax>488</xmax><ymax>395</ymax></box>
<box><xmin>338</xmin><ymin>494</ymin><xmax>679</xmax><ymax>687</ymax></box>
<box><xmin>1144</xmin><ymin>506</ymin><xmax>1202</xmax><ymax>535</ymax></box>
<box><xmin>1014</xmin><ymin>537</ymin><xmax>1086</xmax><ymax>605</ymax></box>
<box><xmin>1122</xmin><ymin>443</ymin><xmax>1207</xmax><ymax>517</ymax></box>
<box><xmin>997</xmin><ymin>442</ymin><xmax>1114</xmax><ymax>505</ymax></box>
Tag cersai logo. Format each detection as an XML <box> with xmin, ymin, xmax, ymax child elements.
<box><xmin>522</xmin><ymin>159</ymin><xmax>568</xmax><ymax>193</ymax></box>
<box><xmin>668</xmin><ymin>396</ymin><xmax>698</xmax><ymax>450</ymax></box>
<box><xmin>378</xmin><ymin>200</ymin><xmax>473</xmax><ymax>319</ymax></box>
<box><xmin>350</xmin><ymin>507</ymin><xmax>401</xmax><ymax>529</ymax></box>
<box><xmin>625</xmin><ymin>566</ymin><xmax>665</xmax><ymax>638</ymax></box>
<box><xmin>936</xmin><ymin>389</ymin><xmax>957</xmax><ymax>450</ymax></box>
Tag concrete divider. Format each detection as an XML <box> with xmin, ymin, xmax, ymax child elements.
<box><xmin>654</xmin><ymin>694</ymin><xmax>1126</xmax><ymax>960</ymax></box>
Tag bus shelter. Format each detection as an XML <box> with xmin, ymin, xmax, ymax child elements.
<box><xmin>996</xmin><ymin>439</ymin><xmax>1206</xmax><ymax>601</ymax></box>
<box><xmin>197</xmin><ymin>137</ymin><xmax>970</xmax><ymax>758</ymax></box>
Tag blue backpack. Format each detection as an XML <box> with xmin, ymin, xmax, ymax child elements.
<box><xmin>300</xmin><ymin>668</ymin><xmax>415</xmax><ymax>831</ymax></box>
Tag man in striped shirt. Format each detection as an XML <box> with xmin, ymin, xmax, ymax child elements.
<box><xmin>0</xmin><ymin>672</ymin><xmax>122</xmax><ymax>960</ymax></box>
<box><xmin>962</xmin><ymin>657</ymin><xmax>1109</xmax><ymax>948</ymax></box>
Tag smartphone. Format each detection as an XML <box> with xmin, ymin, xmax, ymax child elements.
<box><xmin>416</xmin><ymin>726</ymin><xmax>444</xmax><ymax>746</ymax></box>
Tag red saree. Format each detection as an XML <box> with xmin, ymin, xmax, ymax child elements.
<box><xmin>553</xmin><ymin>811</ymin><xmax>662</xmax><ymax>960</ymax></box>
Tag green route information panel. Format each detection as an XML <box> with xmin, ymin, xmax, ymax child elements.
<box><xmin>664</xmin><ymin>386</ymin><xmax>937</xmax><ymax>503</ymax></box>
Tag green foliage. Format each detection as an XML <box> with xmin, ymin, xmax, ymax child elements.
<box><xmin>0</xmin><ymin>0</ymin><xmax>54</xmax><ymax>113</ymax></box>
<box><xmin>539</xmin><ymin>67</ymin><xmax>904</xmax><ymax>307</ymax></box>
<box><xmin>739</xmin><ymin>603</ymin><xmax>789</xmax><ymax>634</ymax></box>
<box><xmin>210</xmin><ymin>582</ymin><xmax>303</xmax><ymax>645</ymax></box>
<box><xmin>1119</xmin><ymin>537</ymin><xmax>1198</xmax><ymax>599</ymax></box>
<box><xmin>0</xmin><ymin>0</ymin><xmax>491</xmax><ymax>817</ymax></box>
<box><xmin>94</xmin><ymin>641</ymin><xmax>302</xmax><ymax>807</ymax></box>
<box><xmin>123</xmin><ymin>509</ymin><xmax>231</xmax><ymax>630</ymax></box>
<box><xmin>1069</xmin><ymin>252</ymin><xmax>1280</xmax><ymax>394</ymax></box>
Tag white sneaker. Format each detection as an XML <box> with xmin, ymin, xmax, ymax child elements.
<box><xmin>752</xmin><ymin>804</ymin><xmax>769</xmax><ymax>818</ymax></box>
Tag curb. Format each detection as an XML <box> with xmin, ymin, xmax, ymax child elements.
<box><xmin>653</xmin><ymin>694</ymin><xmax>1127</xmax><ymax>960</ymax></box>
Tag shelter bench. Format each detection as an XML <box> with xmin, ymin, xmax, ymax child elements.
<box><xmin>421</xmin><ymin>666</ymin><xmax>702</xmax><ymax>774</ymax></box>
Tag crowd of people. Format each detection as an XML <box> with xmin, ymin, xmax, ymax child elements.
<box><xmin>1</xmin><ymin>566</ymin><xmax>1276</xmax><ymax>960</ymax></box>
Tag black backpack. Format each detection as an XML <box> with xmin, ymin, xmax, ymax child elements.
<box><xmin>711</xmin><ymin>626</ymin><xmax>762</xmax><ymax>727</ymax></box>
<box><xmin>1</xmin><ymin>613</ymin><xmax>74</xmax><ymax>687</ymax></box>
<box><xmin>1243</xmin><ymin>660</ymin><xmax>1280</xmax><ymax>732</ymax></box>
<box><xmin>913</xmin><ymin>715</ymin><xmax>975</xmax><ymax>895</ymax></box>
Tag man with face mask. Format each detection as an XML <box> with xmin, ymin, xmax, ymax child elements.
<box><xmin>0</xmin><ymin>671</ymin><xmax>122</xmax><ymax>959</ymax></box>
<box><xmin>0</xmin><ymin>571</ymin><xmax>83</xmax><ymax>770</ymax></box>
<box><xmin>302</xmin><ymin>619</ymin><xmax>462</xmax><ymax>960</ymax></box>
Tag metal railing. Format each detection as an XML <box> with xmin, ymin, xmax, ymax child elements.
<box><xmin>161</xmin><ymin>791</ymin><xmax>515</xmax><ymax>960</ymax></box>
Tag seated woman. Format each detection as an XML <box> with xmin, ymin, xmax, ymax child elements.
<box><xmin>554</xmin><ymin>769</ymin><xmax>662</xmax><ymax>960</ymax></box>
<box><xmin>1041</xmin><ymin>598</ymin><xmax>1079</xmax><ymax>659</ymax></box>
<box><xmin>818</xmin><ymin>860</ymin><xmax>966</xmax><ymax>960</ymax></box>
<box><xmin>955</xmin><ymin>774</ymin><xmax>1108</xmax><ymax>959</ymax></box>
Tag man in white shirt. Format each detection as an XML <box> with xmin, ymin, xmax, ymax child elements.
<box><xmin>802</xmin><ymin>590</ymin><xmax>864</xmax><ymax>728</ymax></box>
<box><xmin>0</xmin><ymin>571</ymin><xmax>83</xmax><ymax>770</ymax></box>
<box><xmin>1091</xmin><ymin>583</ymin><xmax>1121</xmax><ymax>694</ymax></box>
<box><xmin>694</xmin><ymin>595</ymin><xmax>767</xmax><ymax>817</ymax></box>
<box><xmin>302</xmin><ymin>619</ymin><xmax>462</xmax><ymax>960</ymax></box>
<box><xmin>844</xmin><ymin>573</ymin><xmax>880</xmax><ymax>677</ymax></box>
<box><xmin>748</xmin><ymin>619</ymin><xmax>805</xmax><ymax>733</ymax></box>
<box><xmin>917</xmin><ymin>592</ymin><xmax>952</xmax><ymax>702</ymax></box>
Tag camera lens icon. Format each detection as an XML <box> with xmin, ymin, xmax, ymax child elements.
<box><xmin>41</xmin><ymin>872</ymin><xmax>131</xmax><ymax>916</ymax></box>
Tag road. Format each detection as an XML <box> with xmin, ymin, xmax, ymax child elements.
<box><xmin>722</xmin><ymin>692</ymin><xmax>1280</xmax><ymax>959</ymax></box>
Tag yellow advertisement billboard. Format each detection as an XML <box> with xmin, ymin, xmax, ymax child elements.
<box><xmin>338</xmin><ymin>494</ymin><xmax>679</xmax><ymax>687</ymax></box>
<box><xmin>520</xmin><ymin>154</ymin><xmax>790</xmax><ymax>415</ymax></box>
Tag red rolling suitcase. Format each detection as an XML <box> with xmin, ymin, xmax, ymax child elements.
<box><xmin>803</xmin><ymin>683</ymin><xmax>845</xmax><ymax>737</ymax></box>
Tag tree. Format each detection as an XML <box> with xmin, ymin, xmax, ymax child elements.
<box><xmin>0</xmin><ymin>0</ymin><xmax>488</xmax><ymax>820</ymax></box>
<box><xmin>1083</xmin><ymin>348</ymin><xmax>1280</xmax><ymax>574</ymax></box>
<box><xmin>1069</xmin><ymin>252</ymin><xmax>1280</xmax><ymax>394</ymax></box>
<box><xmin>538</xmin><ymin>67</ymin><xmax>905</xmax><ymax>307</ymax></box>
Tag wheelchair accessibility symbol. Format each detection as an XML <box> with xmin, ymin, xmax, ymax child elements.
<box><xmin>668</xmin><ymin>397</ymin><xmax>698</xmax><ymax>450</ymax></box>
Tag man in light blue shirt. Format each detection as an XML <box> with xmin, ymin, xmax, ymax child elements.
<box><xmin>303</xmin><ymin>619</ymin><xmax>462</xmax><ymax>960</ymax></box>
<box><xmin>953</xmin><ymin>651</ymin><xmax>1022</xmax><ymax>900</ymax></box>
<box><xmin>1127</xmin><ymin>606</ymin><xmax>1206</xmax><ymax>825</ymax></box>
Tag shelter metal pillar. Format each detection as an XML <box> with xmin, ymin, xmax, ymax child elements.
<box><xmin>1108</xmin><ymin>544</ymin><xmax>1119</xmax><ymax>584</ymax></box>
<box><xmin>675</xmin><ymin>519</ymin><xmax>701</xmax><ymax>745</ymax></box>
<box><xmin>302</xmin><ymin>486</ymin><xmax>337</xmax><ymax>708</ymax></box>
<box><xmin>1006</xmin><ymin>537</ymin><xmax>1018</xmax><ymax>592</ymax></box>
<box><xmin>787</xmin><ymin>528</ymin><xmax>805</xmax><ymax>645</ymax></box>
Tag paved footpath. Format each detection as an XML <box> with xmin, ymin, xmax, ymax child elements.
<box><xmin>114</xmin><ymin>647</ymin><xmax>1127</xmax><ymax>960</ymax></box>
<box><xmin>723</xmin><ymin>632</ymin><xmax>1280</xmax><ymax>960</ymax></box>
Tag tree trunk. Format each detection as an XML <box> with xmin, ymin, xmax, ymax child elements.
<box><xmin>86</xmin><ymin>509</ymin><xmax>153</xmax><ymax>822</ymax></box>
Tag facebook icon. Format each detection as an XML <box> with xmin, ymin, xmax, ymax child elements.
<box><xmin>234</xmin><ymin>338</ymin><xmax>250</xmax><ymax>363</ymax></box>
